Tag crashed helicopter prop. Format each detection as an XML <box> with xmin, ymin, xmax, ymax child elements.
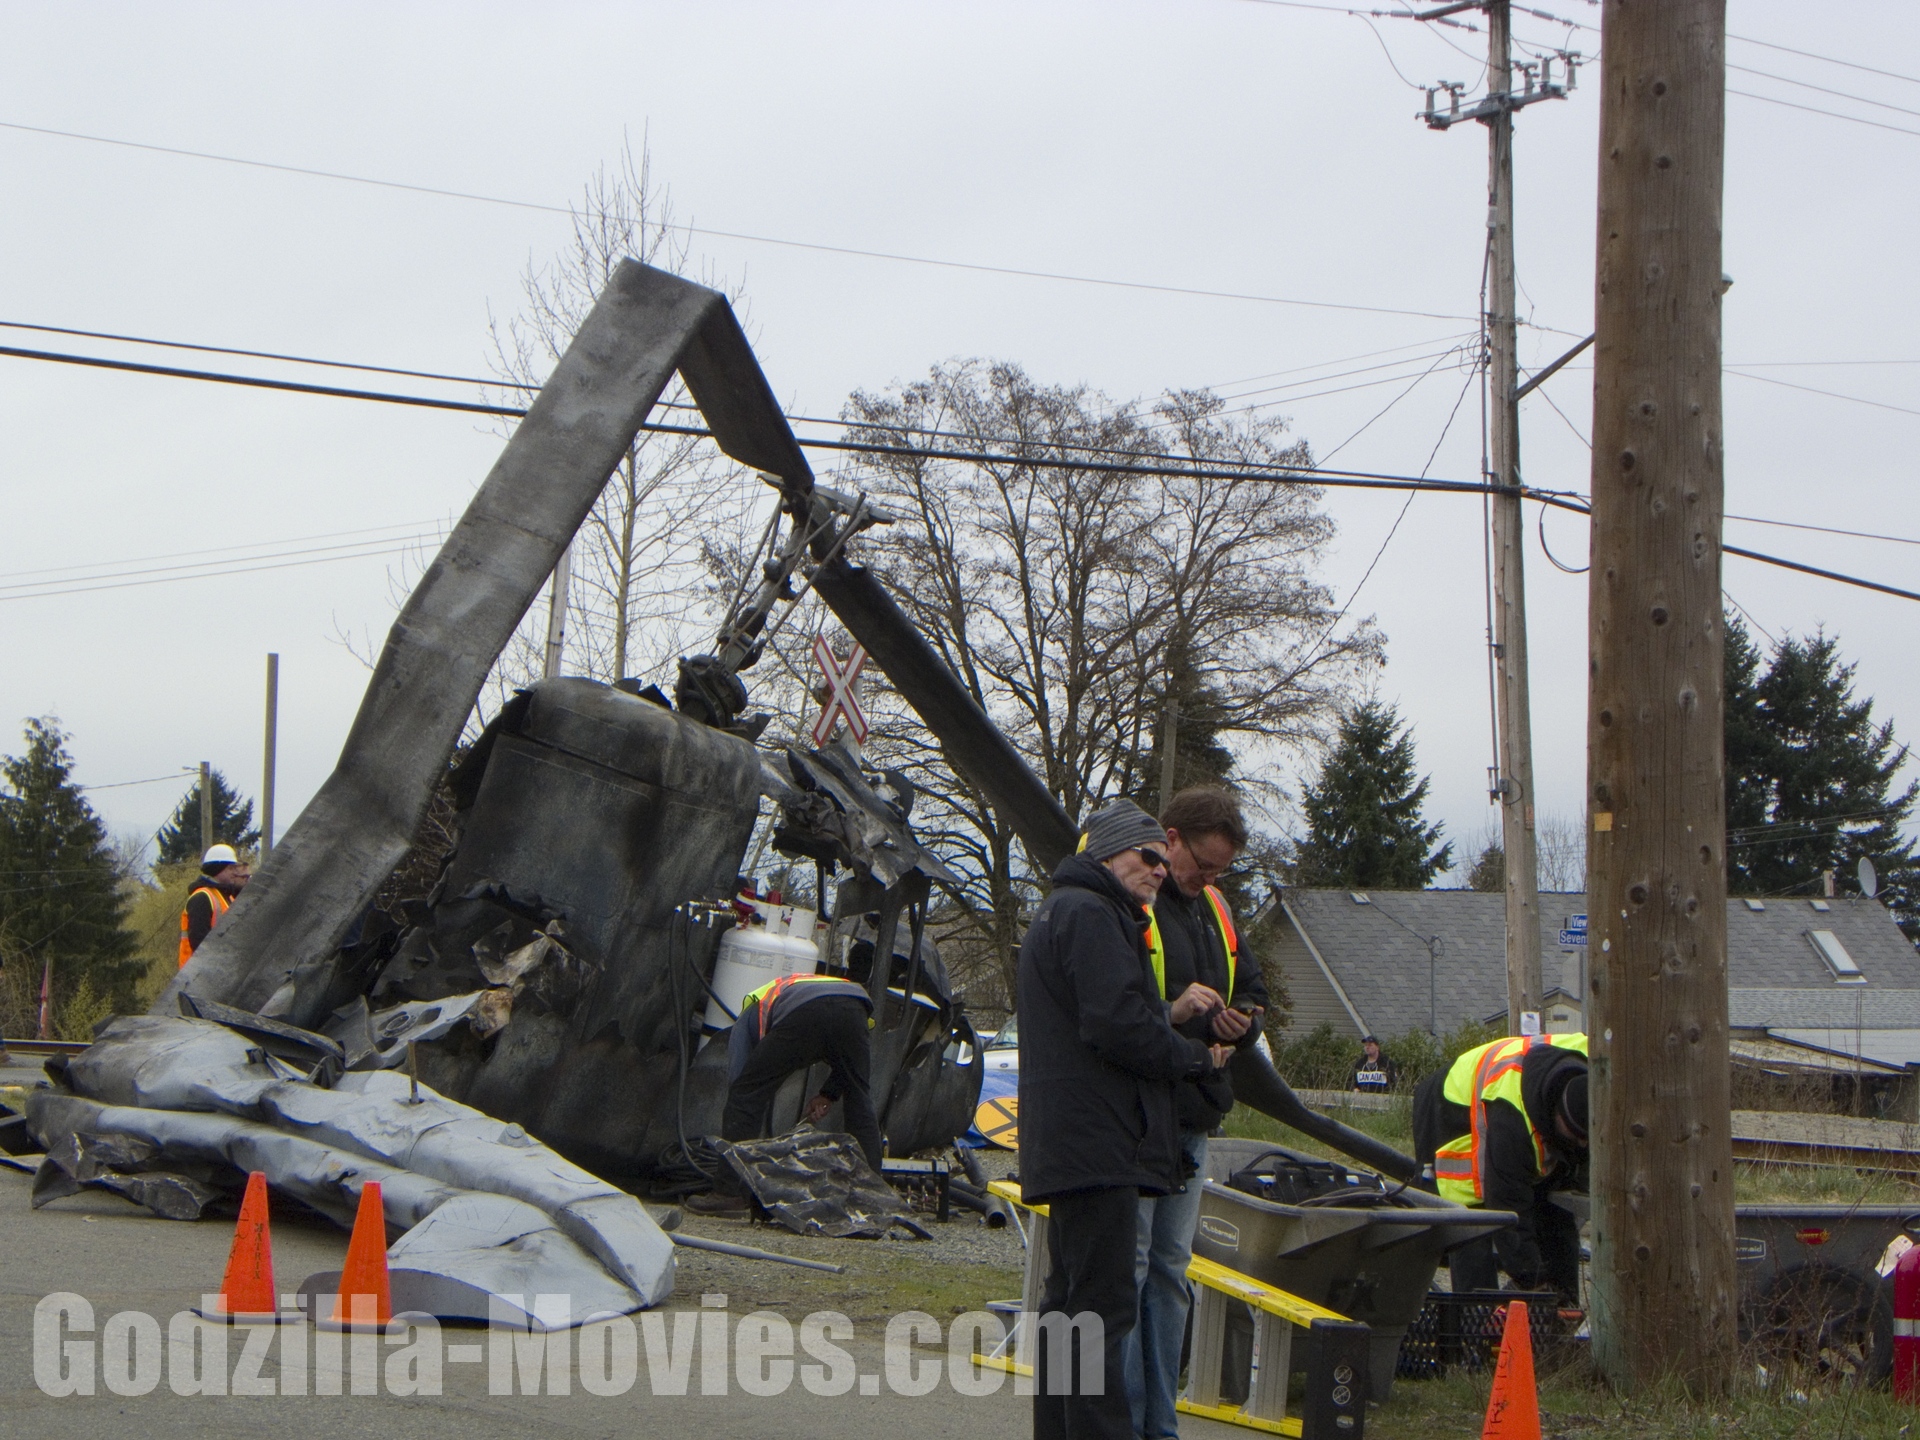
<box><xmin>17</xmin><ymin>261</ymin><xmax>1415</xmax><ymax>1323</ymax></box>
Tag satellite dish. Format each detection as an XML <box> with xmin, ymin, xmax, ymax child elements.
<box><xmin>1859</xmin><ymin>857</ymin><xmax>1879</xmax><ymax>899</ymax></box>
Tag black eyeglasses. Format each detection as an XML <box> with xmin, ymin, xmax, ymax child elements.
<box><xmin>1135</xmin><ymin>847</ymin><xmax>1169</xmax><ymax>870</ymax></box>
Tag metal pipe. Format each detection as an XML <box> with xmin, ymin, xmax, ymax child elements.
<box><xmin>948</xmin><ymin>1180</ymin><xmax>1011</xmax><ymax>1228</ymax></box>
<box><xmin>670</xmin><ymin>1233</ymin><xmax>846</xmax><ymax>1274</ymax></box>
<box><xmin>1229</xmin><ymin>1046</ymin><xmax>1420</xmax><ymax>1182</ymax></box>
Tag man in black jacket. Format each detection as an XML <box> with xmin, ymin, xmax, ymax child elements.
<box><xmin>1126</xmin><ymin>787</ymin><xmax>1265</xmax><ymax>1440</ymax></box>
<box><xmin>1019</xmin><ymin>799</ymin><xmax>1230</xmax><ymax>1440</ymax></box>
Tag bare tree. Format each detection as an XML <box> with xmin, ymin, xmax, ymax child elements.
<box><xmin>482</xmin><ymin>138</ymin><xmax>754</xmax><ymax>712</ymax></box>
<box><xmin>1464</xmin><ymin>809</ymin><xmax>1587</xmax><ymax>893</ymax></box>
<box><xmin>765</xmin><ymin>360</ymin><xmax>1381</xmax><ymax>1000</ymax></box>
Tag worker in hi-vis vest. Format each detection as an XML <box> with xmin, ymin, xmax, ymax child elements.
<box><xmin>723</xmin><ymin>972</ymin><xmax>881</xmax><ymax>1170</ymax></box>
<box><xmin>1412</xmin><ymin>1031</ymin><xmax>1589</xmax><ymax>1298</ymax></box>
<box><xmin>1129</xmin><ymin>787</ymin><xmax>1266</xmax><ymax>1440</ymax></box>
<box><xmin>177</xmin><ymin>843</ymin><xmax>250</xmax><ymax>967</ymax></box>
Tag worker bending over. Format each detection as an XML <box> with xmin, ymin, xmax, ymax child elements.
<box><xmin>1413</xmin><ymin>1031</ymin><xmax>1589</xmax><ymax>1299</ymax></box>
<box><xmin>723</xmin><ymin>972</ymin><xmax>882</xmax><ymax>1171</ymax></box>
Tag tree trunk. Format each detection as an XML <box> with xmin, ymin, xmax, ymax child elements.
<box><xmin>1585</xmin><ymin>0</ymin><xmax>1734</xmax><ymax>1394</ymax></box>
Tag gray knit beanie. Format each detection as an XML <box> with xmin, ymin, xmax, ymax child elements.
<box><xmin>1078</xmin><ymin>799</ymin><xmax>1167</xmax><ymax>862</ymax></box>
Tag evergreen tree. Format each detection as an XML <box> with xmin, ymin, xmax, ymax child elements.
<box><xmin>1723</xmin><ymin>612</ymin><xmax>1773</xmax><ymax>842</ymax></box>
<box><xmin>1467</xmin><ymin>842</ymin><xmax>1505</xmax><ymax>893</ymax></box>
<box><xmin>1292</xmin><ymin>702</ymin><xmax>1452</xmax><ymax>888</ymax></box>
<box><xmin>1723</xmin><ymin>614</ymin><xmax>1919</xmax><ymax>942</ymax></box>
<box><xmin>0</xmin><ymin>718</ymin><xmax>137</xmax><ymax>1001</ymax></box>
<box><xmin>156</xmin><ymin>770</ymin><xmax>258</xmax><ymax>863</ymax></box>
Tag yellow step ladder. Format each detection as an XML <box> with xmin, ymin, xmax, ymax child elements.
<box><xmin>979</xmin><ymin>1180</ymin><xmax>1369</xmax><ymax>1437</ymax></box>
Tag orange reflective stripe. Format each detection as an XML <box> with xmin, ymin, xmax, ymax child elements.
<box><xmin>1148</xmin><ymin>888</ymin><xmax>1238</xmax><ymax>1001</ymax></box>
<box><xmin>1437</xmin><ymin>1032</ymin><xmax>1588</xmax><ymax>1203</ymax></box>
<box><xmin>746</xmin><ymin>972</ymin><xmax>846</xmax><ymax>1037</ymax></box>
<box><xmin>1203</xmin><ymin>886</ymin><xmax>1238</xmax><ymax>999</ymax></box>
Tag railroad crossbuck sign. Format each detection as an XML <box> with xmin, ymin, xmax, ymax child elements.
<box><xmin>811</xmin><ymin>636</ymin><xmax>869</xmax><ymax>748</ymax></box>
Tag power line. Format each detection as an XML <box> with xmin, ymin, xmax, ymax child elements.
<box><xmin>0</xmin><ymin>531</ymin><xmax>443</xmax><ymax>597</ymax></box>
<box><xmin>1210</xmin><ymin>342</ymin><xmax>1472</xmax><ymax>404</ymax></box>
<box><xmin>4</xmin><ymin>339</ymin><xmax>1915</xmax><ymax>606</ymax></box>
<box><xmin>1727</xmin><ymin>515</ymin><xmax>1920</xmax><ymax>549</ymax></box>
<box><xmin>0</xmin><ymin>319</ymin><xmax>520</xmax><ymax>391</ymax></box>
<box><xmin>1195</xmin><ymin>331</ymin><xmax>1481</xmax><ymax>391</ymax></box>
<box><xmin>1</xmin><ymin>538</ymin><xmax>433</xmax><ymax>603</ymax></box>
<box><xmin>1728</xmin><ymin>88</ymin><xmax>1920</xmax><ymax>139</ymax></box>
<box><xmin>1726</xmin><ymin>368</ymin><xmax>1920</xmax><ymax>418</ymax></box>
<box><xmin>0</xmin><ymin>518</ymin><xmax>443</xmax><ymax>583</ymax></box>
<box><xmin>1528</xmin><ymin>358</ymin><xmax>1920</xmax><ymax>421</ymax></box>
<box><xmin>0</xmin><ymin>119</ymin><xmax>1479</xmax><ymax>325</ymax></box>
<box><xmin>5</xmin><ymin>315</ymin><xmax>1501</xmax><ymax>469</ymax></box>
<box><xmin>1728</xmin><ymin>62</ymin><xmax>1920</xmax><ymax>121</ymax></box>
<box><xmin>1728</xmin><ymin>34</ymin><xmax>1920</xmax><ymax>89</ymax></box>
<box><xmin>79</xmin><ymin>773</ymin><xmax>197</xmax><ymax>791</ymax></box>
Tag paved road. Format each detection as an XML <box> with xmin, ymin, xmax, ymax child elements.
<box><xmin>0</xmin><ymin>1156</ymin><xmax>1249</xmax><ymax>1440</ymax></box>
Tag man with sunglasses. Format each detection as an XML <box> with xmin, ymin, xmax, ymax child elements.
<box><xmin>1127</xmin><ymin>786</ymin><xmax>1265</xmax><ymax>1440</ymax></box>
<box><xmin>1019</xmin><ymin>798</ymin><xmax>1233</xmax><ymax>1440</ymax></box>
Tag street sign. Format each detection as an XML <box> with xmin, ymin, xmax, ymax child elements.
<box><xmin>974</xmin><ymin>1095</ymin><xmax>1019</xmax><ymax>1149</ymax></box>
<box><xmin>1559</xmin><ymin>912</ymin><xmax>1587</xmax><ymax>948</ymax></box>
<box><xmin>811</xmin><ymin>636</ymin><xmax>869</xmax><ymax>748</ymax></box>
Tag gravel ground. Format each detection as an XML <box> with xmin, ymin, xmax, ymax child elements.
<box><xmin>664</xmin><ymin>1143</ymin><xmax>1028</xmax><ymax>1320</ymax></box>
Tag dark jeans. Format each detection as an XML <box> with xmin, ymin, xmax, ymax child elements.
<box><xmin>721</xmin><ymin>996</ymin><xmax>883</xmax><ymax>1170</ymax></box>
<box><xmin>1035</xmin><ymin>1185</ymin><xmax>1140</xmax><ymax>1440</ymax></box>
<box><xmin>1448</xmin><ymin>1187</ymin><xmax>1581</xmax><ymax>1300</ymax></box>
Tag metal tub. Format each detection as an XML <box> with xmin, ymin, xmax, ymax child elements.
<box><xmin>1193</xmin><ymin>1137</ymin><xmax>1516</xmax><ymax>1401</ymax></box>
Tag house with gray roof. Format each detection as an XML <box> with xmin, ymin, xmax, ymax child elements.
<box><xmin>1271</xmin><ymin>888</ymin><xmax>1920</xmax><ymax>1068</ymax></box>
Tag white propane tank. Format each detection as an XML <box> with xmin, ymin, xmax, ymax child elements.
<box><xmin>704</xmin><ymin>924</ymin><xmax>820</xmax><ymax>1033</ymax></box>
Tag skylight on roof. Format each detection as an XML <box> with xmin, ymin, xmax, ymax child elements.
<box><xmin>1349</xmin><ymin>892</ymin><xmax>1371</xmax><ymax>905</ymax></box>
<box><xmin>1808</xmin><ymin>929</ymin><xmax>1865</xmax><ymax>984</ymax></box>
<box><xmin>1744</xmin><ymin>899</ymin><xmax>1765</xmax><ymax>912</ymax></box>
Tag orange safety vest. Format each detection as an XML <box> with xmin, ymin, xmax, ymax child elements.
<box><xmin>742</xmin><ymin>972</ymin><xmax>871</xmax><ymax>1038</ymax></box>
<box><xmin>1433</xmin><ymin>1031</ymin><xmax>1588</xmax><ymax>1204</ymax></box>
<box><xmin>1145</xmin><ymin>885</ymin><xmax>1238</xmax><ymax>1002</ymax></box>
<box><xmin>178</xmin><ymin>883</ymin><xmax>230</xmax><ymax>968</ymax></box>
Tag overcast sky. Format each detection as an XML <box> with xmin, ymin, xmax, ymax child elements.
<box><xmin>1</xmin><ymin>1</ymin><xmax>1913</xmax><ymax>881</ymax></box>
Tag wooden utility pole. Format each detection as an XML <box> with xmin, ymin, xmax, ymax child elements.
<box><xmin>1585</xmin><ymin>0</ymin><xmax>1734</xmax><ymax>1394</ymax></box>
<box><xmin>261</xmin><ymin>653</ymin><xmax>279</xmax><ymax>858</ymax></box>
<box><xmin>1484</xmin><ymin>0</ymin><xmax>1544</xmax><ymax>1036</ymax></box>
<box><xmin>1419</xmin><ymin>1</ymin><xmax>1574</xmax><ymax>1035</ymax></box>
<box><xmin>198</xmin><ymin>760</ymin><xmax>214</xmax><ymax>855</ymax></box>
<box><xmin>542</xmin><ymin>544</ymin><xmax>572</xmax><ymax>679</ymax></box>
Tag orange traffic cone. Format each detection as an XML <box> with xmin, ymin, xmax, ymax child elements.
<box><xmin>1481</xmin><ymin>1299</ymin><xmax>1542</xmax><ymax>1440</ymax></box>
<box><xmin>195</xmin><ymin>1171</ymin><xmax>290</xmax><ymax>1324</ymax></box>
<box><xmin>323</xmin><ymin>1180</ymin><xmax>392</xmax><ymax>1332</ymax></box>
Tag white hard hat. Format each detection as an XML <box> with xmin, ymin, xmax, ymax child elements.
<box><xmin>202</xmin><ymin>843</ymin><xmax>240</xmax><ymax>867</ymax></box>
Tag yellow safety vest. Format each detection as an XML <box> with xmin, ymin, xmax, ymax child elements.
<box><xmin>1433</xmin><ymin>1031</ymin><xmax>1588</xmax><ymax>1205</ymax></box>
<box><xmin>742</xmin><ymin>972</ymin><xmax>870</xmax><ymax>1038</ymax></box>
<box><xmin>177</xmin><ymin>884</ymin><xmax>230</xmax><ymax>968</ymax></box>
<box><xmin>1145</xmin><ymin>885</ymin><xmax>1238</xmax><ymax>1002</ymax></box>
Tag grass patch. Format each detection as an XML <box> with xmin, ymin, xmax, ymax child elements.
<box><xmin>1379</xmin><ymin>1362</ymin><xmax>1920</xmax><ymax>1439</ymax></box>
<box><xmin>1223</xmin><ymin>1095</ymin><xmax>1919</xmax><ymax>1207</ymax></box>
<box><xmin>1220</xmin><ymin>1092</ymin><xmax>1416</xmax><ymax>1159</ymax></box>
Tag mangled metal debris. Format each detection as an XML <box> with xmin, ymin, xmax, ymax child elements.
<box><xmin>26</xmin><ymin>1014</ymin><xmax>674</xmax><ymax>1319</ymax></box>
<box><xmin>716</xmin><ymin>1130</ymin><xmax>931</xmax><ymax>1241</ymax></box>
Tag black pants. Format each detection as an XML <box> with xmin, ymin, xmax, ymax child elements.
<box><xmin>1448</xmin><ymin>1188</ymin><xmax>1581</xmax><ymax>1300</ymax></box>
<box><xmin>721</xmin><ymin>996</ymin><xmax>883</xmax><ymax>1170</ymax></box>
<box><xmin>1034</xmin><ymin>1185</ymin><xmax>1140</xmax><ymax>1440</ymax></box>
